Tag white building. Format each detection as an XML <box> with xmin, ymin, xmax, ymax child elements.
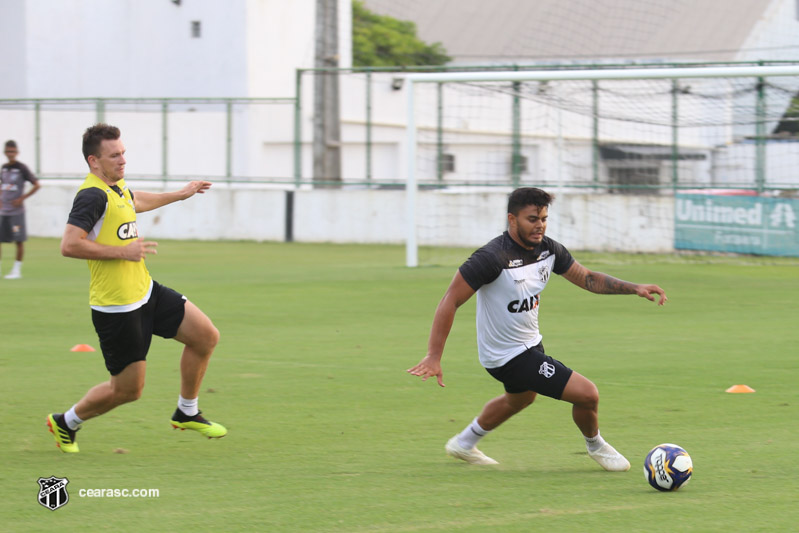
<box><xmin>0</xmin><ymin>0</ymin><xmax>352</xmax><ymax>99</ymax></box>
<box><xmin>3</xmin><ymin>0</ymin><xmax>799</xmax><ymax>253</ymax></box>
<box><xmin>4</xmin><ymin>0</ymin><xmax>799</xmax><ymax>187</ymax></box>
<box><xmin>0</xmin><ymin>0</ymin><xmax>351</xmax><ymax>182</ymax></box>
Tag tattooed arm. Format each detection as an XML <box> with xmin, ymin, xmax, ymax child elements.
<box><xmin>561</xmin><ymin>260</ymin><xmax>668</xmax><ymax>306</ymax></box>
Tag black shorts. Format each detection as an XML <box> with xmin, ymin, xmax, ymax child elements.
<box><xmin>91</xmin><ymin>281</ymin><xmax>187</xmax><ymax>376</ymax></box>
<box><xmin>0</xmin><ymin>213</ymin><xmax>26</xmax><ymax>242</ymax></box>
<box><xmin>485</xmin><ymin>343</ymin><xmax>574</xmax><ymax>399</ymax></box>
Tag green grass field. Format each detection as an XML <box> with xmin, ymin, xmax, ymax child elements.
<box><xmin>2</xmin><ymin>238</ymin><xmax>798</xmax><ymax>532</ymax></box>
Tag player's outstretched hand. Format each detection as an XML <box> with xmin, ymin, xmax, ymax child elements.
<box><xmin>179</xmin><ymin>180</ymin><xmax>212</xmax><ymax>200</ymax></box>
<box><xmin>407</xmin><ymin>355</ymin><xmax>445</xmax><ymax>387</ymax></box>
<box><xmin>636</xmin><ymin>284</ymin><xmax>668</xmax><ymax>306</ymax></box>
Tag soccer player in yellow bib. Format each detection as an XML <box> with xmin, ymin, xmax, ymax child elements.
<box><xmin>47</xmin><ymin>123</ymin><xmax>226</xmax><ymax>453</ymax></box>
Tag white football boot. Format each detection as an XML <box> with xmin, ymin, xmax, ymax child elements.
<box><xmin>587</xmin><ymin>442</ymin><xmax>631</xmax><ymax>471</ymax></box>
<box><xmin>445</xmin><ymin>435</ymin><xmax>499</xmax><ymax>465</ymax></box>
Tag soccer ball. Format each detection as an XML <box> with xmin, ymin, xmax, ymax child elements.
<box><xmin>644</xmin><ymin>443</ymin><xmax>693</xmax><ymax>491</ymax></box>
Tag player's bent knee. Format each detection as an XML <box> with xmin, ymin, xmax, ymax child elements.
<box><xmin>195</xmin><ymin>323</ymin><xmax>219</xmax><ymax>353</ymax></box>
<box><xmin>176</xmin><ymin>309</ymin><xmax>219</xmax><ymax>352</ymax></box>
<box><xmin>113</xmin><ymin>386</ymin><xmax>143</xmax><ymax>405</ymax></box>
<box><xmin>174</xmin><ymin>302</ymin><xmax>217</xmax><ymax>354</ymax></box>
<box><xmin>208</xmin><ymin>324</ymin><xmax>220</xmax><ymax>348</ymax></box>
<box><xmin>505</xmin><ymin>391</ymin><xmax>535</xmax><ymax>411</ymax></box>
<box><xmin>562</xmin><ymin>373</ymin><xmax>599</xmax><ymax>408</ymax></box>
<box><xmin>581</xmin><ymin>387</ymin><xmax>599</xmax><ymax>410</ymax></box>
<box><xmin>127</xmin><ymin>388</ymin><xmax>144</xmax><ymax>403</ymax></box>
<box><xmin>572</xmin><ymin>380</ymin><xmax>598</xmax><ymax>408</ymax></box>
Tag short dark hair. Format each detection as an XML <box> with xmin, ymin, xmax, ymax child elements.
<box><xmin>82</xmin><ymin>123</ymin><xmax>121</xmax><ymax>163</ymax></box>
<box><xmin>507</xmin><ymin>187</ymin><xmax>554</xmax><ymax>215</ymax></box>
<box><xmin>5</xmin><ymin>140</ymin><xmax>17</xmax><ymax>149</ymax></box>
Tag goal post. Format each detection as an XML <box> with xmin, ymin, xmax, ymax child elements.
<box><xmin>403</xmin><ymin>64</ymin><xmax>799</xmax><ymax>267</ymax></box>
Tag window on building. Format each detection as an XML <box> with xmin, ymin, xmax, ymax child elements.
<box><xmin>608</xmin><ymin>167</ymin><xmax>660</xmax><ymax>194</ymax></box>
<box><xmin>438</xmin><ymin>153</ymin><xmax>455</xmax><ymax>173</ymax></box>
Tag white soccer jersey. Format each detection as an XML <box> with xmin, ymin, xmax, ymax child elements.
<box><xmin>459</xmin><ymin>232</ymin><xmax>574</xmax><ymax>368</ymax></box>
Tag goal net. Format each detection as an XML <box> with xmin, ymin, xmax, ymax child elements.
<box><xmin>403</xmin><ymin>65</ymin><xmax>799</xmax><ymax>266</ymax></box>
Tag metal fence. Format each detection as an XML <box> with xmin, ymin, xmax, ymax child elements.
<box><xmin>4</xmin><ymin>61</ymin><xmax>799</xmax><ymax>193</ymax></box>
<box><xmin>296</xmin><ymin>61</ymin><xmax>799</xmax><ymax>193</ymax></box>
<box><xmin>0</xmin><ymin>97</ymin><xmax>295</xmax><ymax>183</ymax></box>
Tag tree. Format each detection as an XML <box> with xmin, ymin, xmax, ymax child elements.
<box><xmin>773</xmin><ymin>93</ymin><xmax>799</xmax><ymax>137</ymax></box>
<box><xmin>352</xmin><ymin>1</ymin><xmax>451</xmax><ymax>67</ymax></box>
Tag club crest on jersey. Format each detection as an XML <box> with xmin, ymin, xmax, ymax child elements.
<box><xmin>507</xmin><ymin>293</ymin><xmax>539</xmax><ymax>313</ymax></box>
<box><xmin>538</xmin><ymin>264</ymin><xmax>550</xmax><ymax>282</ymax></box>
<box><xmin>117</xmin><ymin>221</ymin><xmax>139</xmax><ymax>240</ymax></box>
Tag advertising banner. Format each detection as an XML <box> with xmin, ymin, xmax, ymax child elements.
<box><xmin>675</xmin><ymin>194</ymin><xmax>799</xmax><ymax>256</ymax></box>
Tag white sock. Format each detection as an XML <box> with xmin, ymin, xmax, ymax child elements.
<box><xmin>456</xmin><ymin>417</ymin><xmax>490</xmax><ymax>449</ymax></box>
<box><xmin>585</xmin><ymin>430</ymin><xmax>606</xmax><ymax>453</ymax></box>
<box><xmin>178</xmin><ymin>395</ymin><xmax>199</xmax><ymax>417</ymax></box>
<box><xmin>64</xmin><ymin>406</ymin><xmax>84</xmax><ymax>430</ymax></box>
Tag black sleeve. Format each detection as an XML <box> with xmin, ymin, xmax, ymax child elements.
<box><xmin>549</xmin><ymin>239</ymin><xmax>575</xmax><ymax>275</ymax></box>
<box><xmin>20</xmin><ymin>163</ymin><xmax>37</xmax><ymax>184</ymax></box>
<box><xmin>67</xmin><ymin>188</ymin><xmax>107</xmax><ymax>233</ymax></box>
<box><xmin>459</xmin><ymin>245</ymin><xmax>504</xmax><ymax>291</ymax></box>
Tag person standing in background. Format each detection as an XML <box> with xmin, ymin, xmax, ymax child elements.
<box><xmin>0</xmin><ymin>140</ymin><xmax>40</xmax><ymax>279</ymax></box>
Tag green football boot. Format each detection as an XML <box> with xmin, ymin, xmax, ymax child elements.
<box><xmin>170</xmin><ymin>409</ymin><xmax>227</xmax><ymax>439</ymax></box>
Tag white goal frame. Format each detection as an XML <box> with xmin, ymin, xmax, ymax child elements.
<box><xmin>403</xmin><ymin>64</ymin><xmax>799</xmax><ymax>267</ymax></box>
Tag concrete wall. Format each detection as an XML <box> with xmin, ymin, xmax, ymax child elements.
<box><xmin>28</xmin><ymin>181</ymin><xmax>675</xmax><ymax>253</ymax></box>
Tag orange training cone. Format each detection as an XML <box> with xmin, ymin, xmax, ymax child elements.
<box><xmin>726</xmin><ymin>384</ymin><xmax>755</xmax><ymax>393</ymax></box>
<box><xmin>70</xmin><ymin>344</ymin><xmax>96</xmax><ymax>352</ymax></box>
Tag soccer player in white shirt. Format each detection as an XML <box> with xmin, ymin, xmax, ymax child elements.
<box><xmin>407</xmin><ymin>187</ymin><xmax>667</xmax><ymax>471</ymax></box>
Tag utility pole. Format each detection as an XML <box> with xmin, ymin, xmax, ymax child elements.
<box><xmin>313</xmin><ymin>0</ymin><xmax>342</xmax><ymax>186</ymax></box>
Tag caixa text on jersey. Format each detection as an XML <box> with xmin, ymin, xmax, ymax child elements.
<box><xmin>507</xmin><ymin>294</ymin><xmax>540</xmax><ymax>313</ymax></box>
